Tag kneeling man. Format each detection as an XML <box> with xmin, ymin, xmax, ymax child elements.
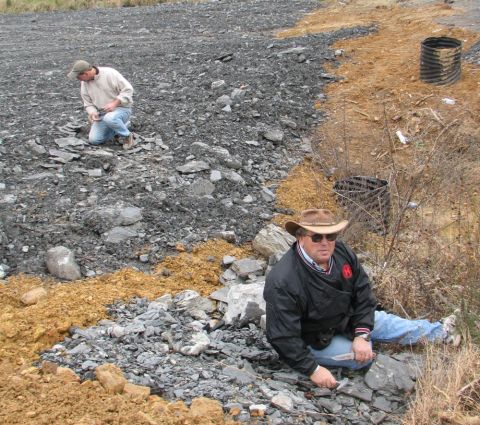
<box><xmin>68</xmin><ymin>60</ymin><xmax>134</xmax><ymax>150</ymax></box>
<box><xmin>264</xmin><ymin>208</ymin><xmax>459</xmax><ymax>388</ymax></box>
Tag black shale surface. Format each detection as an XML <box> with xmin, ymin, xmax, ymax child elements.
<box><xmin>0</xmin><ymin>0</ymin><xmax>373</xmax><ymax>277</ymax></box>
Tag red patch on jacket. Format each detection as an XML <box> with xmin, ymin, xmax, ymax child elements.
<box><xmin>342</xmin><ymin>264</ymin><xmax>353</xmax><ymax>279</ymax></box>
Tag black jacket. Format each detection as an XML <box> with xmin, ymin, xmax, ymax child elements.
<box><xmin>263</xmin><ymin>241</ymin><xmax>377</xmax><ymax>376</ymax></box>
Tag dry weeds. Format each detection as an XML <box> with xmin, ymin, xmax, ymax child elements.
<box><xmin>276</xmin><ymin>0</ymin><xmax>480</xmax><ymax>322</ymax></box>
<box><xmin>274</xmin><ymin>2</ymin><xmax>480</xmax><ymax>422</ymax></box>
<box><xmin>403</xmin><ymin>343</ymin><xmax>480</xmax><ymax>425</ymax></box>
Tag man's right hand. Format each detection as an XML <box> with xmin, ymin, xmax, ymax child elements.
<box><xmin>309</xmin><ymin>366</ymin><xmax>337</xmax><ymax>388</ymax></box>
<box><xmin>88</xmin><ymin>112</ymin><xmax>100</xmax><ymax>123</ymax></box>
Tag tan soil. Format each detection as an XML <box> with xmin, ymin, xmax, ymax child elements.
<box><xmin>1</xmin><ymin>1</ymin><xmax>479</xmax><ymax>423</ymax></box>
<box><xmin>276</xmin><ymin>0</ymin><xmax>480</xmax><ymax>318</ymax></box>
<box><xmin>0</xmin><ymin>240</ymin><xmax>250</xmax><ymax>424</ymax></box>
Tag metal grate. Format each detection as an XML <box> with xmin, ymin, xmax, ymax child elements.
<box><xmin>333</xmin><ymin>176</ymin><xmax>390</xmax><ymax>235</ymax></box>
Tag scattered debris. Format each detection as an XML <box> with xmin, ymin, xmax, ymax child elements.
<box><xmin>396</xmin><ymin>130</ymin><xmax>409</xmax><ymax>144</ymax></box>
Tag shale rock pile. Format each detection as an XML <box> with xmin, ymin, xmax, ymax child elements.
<box><xmin>0</xmin><ymin>0</ymin><xmax>372</xmax><ymax>278</ymax></box>
<box><xmin>40</xmin><ymin>225</ymin><xmax>422</xmax><ymax>425</ymax></box>
<box><xmin>40</xmin><ymin>286</ymin><xmax>421</xmax><ymax>424</ymax></box>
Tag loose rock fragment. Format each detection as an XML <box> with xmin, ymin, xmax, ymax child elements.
<box><xmin>95</xmin><ymin>363</ymin><xmax>127</xmax><ymax>394</ymax></box>
<box><xmin>20</xmin><ymin>287</ymin><xmax>48</xmax><ymax>305</ymax></box>
<box><xmin>45</xmin><ymin>246</ymin><xmax>82</xmax><ymax>281</ymax></box>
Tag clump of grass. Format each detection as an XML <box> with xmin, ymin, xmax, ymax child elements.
<box><xmin>0</xmin><ymin>0</ymin><xmax>171</xmax><ymax>14</ymax></box>
<box><xmin>403</xmin><ymin>343</ymin><xmax>480</xmax><ymax>425</ymax></box>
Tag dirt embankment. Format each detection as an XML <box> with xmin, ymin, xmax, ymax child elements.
<box><xmin>279</xmin><ymin>0</ymin><xmax>480</xmax><ymax>317</ymax></box>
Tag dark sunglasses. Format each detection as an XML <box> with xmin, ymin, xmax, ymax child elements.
<box><xmin>306</xmin><ymin>233</ymin><xmax>338</xmax><ymax>242</ymax></box>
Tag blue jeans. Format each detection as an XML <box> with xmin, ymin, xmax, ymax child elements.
<box><xmin>309</xmin><ymin>310</ymin><xmax>444</xmax><ymax>370</ymax></box>
<box><xmin>89</xmin><ymin>107</ymin><xmax>131</xmax><ymax>145</ymax></box>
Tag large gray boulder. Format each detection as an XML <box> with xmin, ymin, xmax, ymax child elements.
<box><xmin>46</xmin><ymin>246</ymin><xmax>82</xmax><ymax>281</ymax></box>
<box><xmin>252</xmin><ymin>223</ymin><xmax>295</xmax><ymax>258</ymax></box>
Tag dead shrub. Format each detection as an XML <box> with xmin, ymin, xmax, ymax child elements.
<box><xmin>403</xmin><ymin>343</ymin><xmax>480</xmax><ymax>425</ymax></box>
<box><xmin>312</xmin><ymin>101</ymin><xmax>480</xmax><ymax>337</ymax></box>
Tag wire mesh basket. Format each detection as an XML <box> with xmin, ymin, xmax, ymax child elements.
<box><xmin>333</xmin><ymin>176</ymin><xmax>391</xmax><ymax>235</ymax></box>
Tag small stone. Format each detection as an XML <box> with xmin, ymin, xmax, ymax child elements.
<box><xmin>104</xmin><ymin>227</ymin><xmax>138</xmax><ymax>244</ymax></box>
<box><xmin>95</xmin><ymin>363</ymin><xmax>127</xmax><ymax>394</ymax></box>
<box><xmin>21</xmin><ymin>287</ymin><xmax>48</xmax><ymax>305</ymax></box>
<box><xmin>271</xmin><ymin>393</ymin><xmax>294</xmax><ymax>412</ymax></box>
<box><xmin>210</xmin><ymin>170</ymin><xmax>222</xmax><ymax>182</ymax></box>
<box><xmin>211</xmin><ymin>80</ymin><xmax>225</xmax><ymax>89</ymax></box>
<box><xmin>249</xmin><ymin>404</ymin><xmax>267</xmax><ymax>417</ymax></box>
<box><xmin>135</xmin><ymin>412</ymin><xmax>157</xmax><ymax>425</ymax></box>
<box><xmin>211</xmin><ymin>230</ymin><xmax>236</xmax><ymax>243</ymax></box>
<box><xmin>263</xmin><ymin>129</ymin><xmax>284</xmax><ymax>144</ymax></box>
<box><xmin>46</xmin><ymin>246</ymin><xmax>82</xmax><ymax>280</ymax></box>
<box><xmin>87</xmin><ymin>169</ymin><xmax>102</xmax><ymax>177</ymax></box>
<box><xmin>222</xmin><ymin>255</ymin><xmax>236</xmax><ymax>266</ymax></box>
<box><xmin>56</xmin><ymin>367</ymin><xmax>80</xmax><ymax>382</ymax></box>
<box><xmin>228</xmin><ymin>403</ymin><xmax>242</xmax><ymax>416</ymax></box>
<box><xmin>189</xmin><ymin>397</ymin><xmax>224</xmax><ymax>422</ymax></box>
<box><xmin>119</xmin><ymin>207</ymin><xmax>143</xmax><ymax>225</ymax></box>
<box><xmin>41</xmin><ymin>361</ymin><xmax>58</xmax><ymax>375</ymax></box>
<box><xmin>123</xmin><ymin>382</ymin><xmax>151</xmax><ymax>399</ymax></box>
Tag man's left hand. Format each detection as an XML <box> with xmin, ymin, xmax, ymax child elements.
<box><xmin>102</xmin><ymin>99</ymin><xmax>121</xmax><ymax>113</ymax></box>
<box><xmin>352</xmin><ymin>337</ymin><xmax>374</xmax><ymax>364</ymax></box>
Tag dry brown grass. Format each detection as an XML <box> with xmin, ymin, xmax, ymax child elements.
<box><xmin>306</xmin><ymin>96</ymin><xmax>480</xmax><ymax>327</ymax></box>
<box><xmin>0</xmin><ymin>0</ymin><xmax>201</xmax><ymax>14</ymax></box>
<box><xmin>403</xmin><ymin>343</ymin><xmax>480</xmax><ymax>425</ymax></box>
<box><xmin>293</xmin><ymin>4</ymin><xmax>480</xmax><ymax>417</ymax></box>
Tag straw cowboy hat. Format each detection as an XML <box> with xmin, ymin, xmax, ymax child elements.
<box><xmin>285</xmin><ymin>209</ymin><xmax>349</xmax><ymax>236</ymax></box>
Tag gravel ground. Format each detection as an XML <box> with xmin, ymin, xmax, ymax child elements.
<box><xmin>0</xmin><ymin>0</ymin><xmax>373</xmax><ymax>278</ymax></box>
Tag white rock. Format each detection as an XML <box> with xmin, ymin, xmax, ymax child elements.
<box><xmin>211</xmin><ymin>80</ymin><xmax>225</xmax><ymax>89</ymax></box>
<box><xmin>223</xmin><ymin>281</ymin><xmax>266</xmax><ymax>325</ymax></box>
<box><xmin>271</xmin><ymin>393</ymin><xmax>294</xmax><ymax>412</ymax></box>
<box><xmin>46</xmin><ymin>246</ymin><xmax>82</xmax><ymax>281</ymax></box>
<box><xmin>179</xmin><ymin>332</ymin><xmax>210</xmax><ymax>356</ymax></box>
<box><xmin>252</xmin><ymin>223</ymin><xmax>295</xmax><ymax>258</ymax></box>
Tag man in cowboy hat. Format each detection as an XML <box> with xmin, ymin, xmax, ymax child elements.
<box><xmin>67</xmin><ymin>60</ymin><xmax>135</xmax><ymax>150</ymax></box>
<box><xmin>264</xmin><ymin>208</ymin><xmax>460</xmax><ymax>389</ymax></box>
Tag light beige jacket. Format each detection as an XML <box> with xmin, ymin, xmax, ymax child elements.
<box><xmin>80</xmin><ymin>66</ymin><xmax>134</xmax><ymax>115</ymax></box>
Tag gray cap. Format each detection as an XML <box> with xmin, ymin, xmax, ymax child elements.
<box><xmin>67</xmin><ymin>60</ymin><xmax>91</xmax><ymax>80</ymax></box>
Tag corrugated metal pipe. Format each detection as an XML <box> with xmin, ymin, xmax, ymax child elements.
<box><xmin>420</xmin><ymin>36</ymin><xmax>462</xmax><ymax>85</ymax></box>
